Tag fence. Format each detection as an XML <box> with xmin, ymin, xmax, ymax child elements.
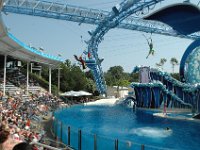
<box><xmin>52</xmin><ymin>118</ymin><xmax>172</xmax><ymax>150</ymax></box>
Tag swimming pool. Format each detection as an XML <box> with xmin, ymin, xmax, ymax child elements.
<box><xmin>54</xmin><ymin>104</ymin><xmax>200</xmax><ymax>150</ymax></box>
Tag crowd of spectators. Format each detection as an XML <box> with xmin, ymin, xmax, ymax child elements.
<box><xmin>0</xmin><ymin>67</ymin><xmax>95</xmax><ymax>150</ymax></box>
<box><xmin>6</xmin><ymin>68</ymin><xmax>39</xmax><ymax>88</ymax></box>
<box><xmin>0</xmin><ymin>90</ymin><xmax>66</xmax><ymax>150</ymax></box>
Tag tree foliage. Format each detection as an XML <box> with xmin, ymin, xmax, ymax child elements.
<box><xmin>130</xmin><ymin>72</ymin><xmax>139</xmax><ymax>82</ymax></box>
<box><xmin>156</xmin><ymin>58</ymin><xmax>167</xmax><ymax>70</ymax></box>
<box><xmin>105</xmin><ymin>66</ymin><xmax>124</xmax><ymax>86</ymax></box>
<box><xmin>104</xmin><ymin>66</ymin><xmax>131</xmax><ymax>87</ymax></box>
<box><xmin>170</xmin><ymin>57</ymin><xmax>179</xmax><ymax>73</ymax></box>
<box><xmin>26</xmin><ymin>58</ymin><xmax>179</xmax><ymax>97</ymax></box>
<box><xmin>104</xmin><ymin>66</ymin><xmax>131</xmax><ymax>97</ymax></box>
<box><xmin>41</xmin><ymin>59</ymin><xmax>96</xmax><ymax>93</ymax></box>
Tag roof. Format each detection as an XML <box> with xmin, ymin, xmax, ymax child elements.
<box><xmin>144</xmin><ymin>3</ymin><xmax>200</xmax><ymax>35</ymax></box>
<box><xmin>0</xmin><ymin>14</ymin><xmax>63</xmax><ymax>67</ymax></box>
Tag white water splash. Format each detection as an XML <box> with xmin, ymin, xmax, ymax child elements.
<box><xmin>81</xmin><ymin>108</ymin><xmax>93</xmax><ymax>112</ymax></box>
<box><xmin>130</xmin><ymin>127</ymin><xmax>172</xmax><ymax>138</ymax></box>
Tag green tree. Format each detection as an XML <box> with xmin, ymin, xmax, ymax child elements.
<box><xmin>59</xmin><ymin>62</ymin><xmax>71</xmax><ymax>92</ymax></box>
<box><xmin>17</xmin><ymin>59</ymin><xmax>96</xmax><ymax>95</ymax></box>
<box><xmin>105</xmin><ymin>66</ymin><xmax>124</xmax><ymax>86</ymax></box>
<box><xmin>41</xmin><ymin>66</ymin><xmax>49</xmax><ymax>80</ymax></box>
<box><xmin>170</xmin><ymin>57</ymin><xmax>179</xmax><ymax>73</ymax></box>
<box><xmin>105</xmin><ymin>66</ymin><xmax>130</xmax><ymax>97</ymax></box>
<box><xmin>40</xmin><ymin>59</ymin><xmax>95</xmax><ymax>93</ymax></box>
<box><xmin>84</xmin><ymin>78</ymin><xmax>96</xmax><ymax>93</ymax></box>
<box><xmin>130</xmin><ymin>72</ymin><xmax>139</xmax><ymax>82</ymax></box>
<box><xmin>69</xmin><ymin>65</ymin><xmax>87</xmax><ymax>90</ymax></box>
<box><xmin>118</xmin><ymin>79</ymin><xmax>130</xmax><ymax>87</ymax></box>
<box><xmin>85</xmin><ymin>70</ymin><xmax>94</xmax><ymax>80</ymax></box>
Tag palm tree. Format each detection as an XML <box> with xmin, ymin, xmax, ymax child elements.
<box><xmin>156</xmin><ymin>58</ymin><xmax>167</xmax><ymax>70</ymax></box>
<box><xmin>155</xmin><ymin>62</ymin><xmax>162</xmax><ymax>69</ymax></box>
<box><xmin>170</xmin><ymin>57</ymin><xmax>179</xmax><ymax>73</ymax></box>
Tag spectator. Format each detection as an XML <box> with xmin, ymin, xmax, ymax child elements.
<box><xmin>12</xmin><ymin>142</ymin><xmax>32</xmax><ymax>150</ymax></box>
<box><xmin>0</xmin><ymin>91</ymin><xmax>3</xmax><ymax>100</ymax></box>
<box><xmin>0</xmin><ymin>125</ymin><xmax>10</xmax><ymax>150</ymax></box>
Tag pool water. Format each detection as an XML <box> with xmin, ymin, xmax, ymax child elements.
<box><xmin>54</xmin><ymin>104</ymin><xmax>200</xmax><ymax>150</ymax></box>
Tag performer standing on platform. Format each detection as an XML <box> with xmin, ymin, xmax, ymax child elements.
<box><xmin>163</xmin><ymin>102</ymin><xmax>167</xmax><ymax>116</ymax></box>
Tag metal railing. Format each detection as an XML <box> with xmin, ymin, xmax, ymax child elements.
<box><xmin>52</xmin><ymin>118</ymin><xmax>173</xmax><ymax>150</ymax></box>
<box><xmin>31</xmin><ymin>141</ymin><xmax>67</xmax><ymax>150</ymax></box>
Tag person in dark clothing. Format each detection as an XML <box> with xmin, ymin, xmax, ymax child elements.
<box><xmin>143</xmin><ymin>34</ymin><xmax>155</xmax><ymax>59</ymax></box>
<box><xmin>146</xmin><ymin>38</ymin><xmax>155</xmax><ymax>59</ymax></box>
<box><xmin>12</xmin><ymin>142</ymin><xmax>32</xmax><ymax>150</ymax></box>
<box><xmin>74</xmin><ymin>55</ymin><xmax>86</xmax><ymax>70</ymax></box>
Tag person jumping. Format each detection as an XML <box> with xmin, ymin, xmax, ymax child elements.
<box><xmin>143</xmin><ymin>34</ymin><xmax>155</xmax><ymax>59</ymax></box>
<box><xmin>74</xmin><ymin>55</ymin><xmax>86</xmax><ymax>70</ymax></box>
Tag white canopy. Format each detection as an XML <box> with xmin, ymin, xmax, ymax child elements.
<box><xmin>60</xmin><ymin>90</ymin><xmax>92</xmax><ymax>97</ymax></box>
<box><xmin>78</xmin><ymin>90</ymin><xmax>92</xmax><ymax>96</ymax></box>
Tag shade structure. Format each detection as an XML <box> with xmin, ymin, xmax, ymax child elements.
<box><xmin>0</xmin><ymin>14</ymin><xmax>62</xmax><ymax>68</ymax></box>
<box><xmin>78</xmin><ymin>90</ymin><xmax>92</xmax><ymax>96</ymax></box>
<box><xmin>60</xmin><ymin>90</ymin><xmax>92</xmax><ymax>97</ymax></box>
<box><xmin>60</xmin><ymin>90</ymin><xmax>79</xmax><ymax>97</ymax></box>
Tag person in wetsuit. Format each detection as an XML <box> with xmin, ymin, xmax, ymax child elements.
<box><xmin>143</xmin><ymin>34</ymin><xmax>155</xmax><ymax>59</ymax></box>
<box><xmin>146</xmin><ymin>38</ymin><xmax>155</xmax><ymax>59</ymax></box>
<box><xmin>74</xmin><ymin>55</ymin><xmax>86</xmax><ymax>70</ymax></box>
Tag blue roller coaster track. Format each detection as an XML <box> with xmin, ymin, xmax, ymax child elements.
<box><xmin>2</xmin><ymin>0</ymin><xmax>200</xmax><ymax>94</ymax></box>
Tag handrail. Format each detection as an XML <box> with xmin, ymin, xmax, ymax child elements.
<box><xmin>30</xmin><ymin>141</ymin><xmax>73</xmax><ymax>150</ymax></box>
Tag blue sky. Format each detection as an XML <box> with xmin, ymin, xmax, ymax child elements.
<box><xmin>2</xmin><ymin>0</ymin><xmax>199</xmax><ymax>73</ymax></box>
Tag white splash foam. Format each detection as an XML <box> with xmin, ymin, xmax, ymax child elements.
<box><xmin>130</xmin><ymin>127</ymin><xmax>172</xmax><ymax>138</ymax></box>
<box><xmin>85</xmin><ymin>98</ymin><xmax>119</xmax><ymax>106</ymax></box>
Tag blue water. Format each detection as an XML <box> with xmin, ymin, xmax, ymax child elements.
<box><xmin>54</xmin><ymin>105</ymin><xmax>200</xmax><ymax>150</ymax></box>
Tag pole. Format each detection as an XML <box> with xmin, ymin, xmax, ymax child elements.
<box><xmin>3</xmin><ymin>55</ymin><xmax>7</xmax><ymax>96</ymax></box>
<box><xmin>68</xmin><ymin>126</ymin><xmax>71</xmax><ymax>146</ymax></box>
<box><xmin>58</xmin><ymin>67</ymin><xmax>60</xmax><ymax>96</ymax></box>
<box><xmin>141</xmin><ymin>144</ymin><xmax>145</xmax><ymax>150</ymax></box>
<box><xmin>39</xmin><ymin>66</ymin><xmax>42</xmax><ymax>77</ymax></box>
<box><xmin>26</xmin><ymin>62</ymin><xmax>29</xmax><ymax>95</ymax></box>
<box><xmin>94</xmin><ymin>134</ymin><xmax>97</xmax><ymax>150</ymax></box>
<box><xmin>197</xmin><ymin>94</ymin><xmax>199</xmax><ymax>113</ymax></box>
<box><xmin>60</xmin><ymin>122</ymin><xmax>62</xmax><ymax>141</ymax></box>
<box><xmin>30</xmin><ymin>63</ymin><xmax>33</xmax><ymax>73</ymax></box>
<box><xmin>49</xmin><ymin>66</ymin><xmax>52</xmax><ymax>94</ymax></box>
<box><xmin>78</xmin><ymin>130</ymin><xmax>82</xmax><ymax>150</ymax></box>
<box><xmin>115</xmin><ymin>139</ymin><xmax>118</xmax><ymax>150</ymax></box>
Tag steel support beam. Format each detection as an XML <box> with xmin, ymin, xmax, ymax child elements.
<box><xmin>2</xmin><ymin>0</ymin><xmax>200</xmax><ymax>94</ymax></box>
<box><xmin>2</xmin><ymin>0</ymin><xmax>200</xmax><ymax>40</ymax></box>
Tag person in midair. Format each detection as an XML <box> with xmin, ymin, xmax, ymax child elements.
<box><xmin>146</xmin><ymin>38</ymin><xmax>155</xmax><ymax>59</ymax></box>
<box><xmin>143</xmin><ymin>34</ymin><xmax>155</xmax><ymax>59</ymax></box>
<box><xmin>163</xmin><ymin>102</ymin><xmax>167</xmax><ymax>116</ymax></box>
<box><xmin>74</xmin><ymin>55</ymin><xmax>86</xmax><ymax>70</ymax></box>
